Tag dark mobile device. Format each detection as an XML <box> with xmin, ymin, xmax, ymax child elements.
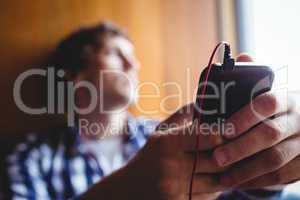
<box><xmin>193</xmin><ymin>62</ymin><xmax>275</xmax><ymax>124</ymax></box>
<box><xmin>188</xmin><ymin>43</ymin><xmax>275</xmax><ymax>200</ymax></box>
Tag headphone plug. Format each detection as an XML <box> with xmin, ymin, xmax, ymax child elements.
<box><xmin>222</xmin><ymin>43</ymin><xmax>235</xmax><ymax>70</ymax></box>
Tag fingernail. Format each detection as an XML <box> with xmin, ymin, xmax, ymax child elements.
<box><xmin>214</xmin><ymin>148</ymin><xmax>229</xmax><ymax>166</ymax></box>
<box><xmin>223</xmin><ymin>123</ymin><xmax>236</xmax><ymax>138</ymax></box>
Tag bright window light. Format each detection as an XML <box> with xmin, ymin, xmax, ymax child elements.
<box><xmin>238</xmin><ymin>0</ymin><xmax>300</xmax><ymax>195</ymax></box>
<box><xmin>239</xmin><ymin>0</ymin><xmax>300</xmax><ymax>90</ymax></box>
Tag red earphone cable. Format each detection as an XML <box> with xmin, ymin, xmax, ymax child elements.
<box><xmin>188</xmin><ymin>42</ymin><xmax>230</xmax><ymax>200</ymax></box>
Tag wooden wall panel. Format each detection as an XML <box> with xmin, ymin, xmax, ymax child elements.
<box><xmin>0</xmin><ymin>0</ymin><xmax>218</xmax><ymax>136</ymax></box>
<box><xmin>161</xmin><ymin>0</ymin><xmax>218</xmax><ymax>113</ymax></box>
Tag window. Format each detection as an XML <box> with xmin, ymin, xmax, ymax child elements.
<box><xmin>236</xmin><ymin>0</ymin><xmax>300</xmax><ymax>90</ymax></box>
<box><xmin>235</xmin><ymin>0</ymin><xmax>300</xmax><ymax>194</ymax></box>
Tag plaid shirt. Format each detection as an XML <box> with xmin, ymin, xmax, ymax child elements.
<box><xmin>2</xmin><ymin>116</ymin><xmax>284</xmax><ymax>200</ymax></box>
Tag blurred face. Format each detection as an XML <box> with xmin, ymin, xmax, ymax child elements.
<box><xmin>77</xmin><ymin>35</ymin><xmax>140</xmax><ymax>111</ymax></box>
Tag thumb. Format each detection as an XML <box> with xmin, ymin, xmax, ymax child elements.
<box><xmin>236</xmin><ymin>53</ymin><xmax>254</xmax><ymax>62</ymax></box>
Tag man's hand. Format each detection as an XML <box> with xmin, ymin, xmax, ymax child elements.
<box><xmin>80</xmin><ymin>54</ymin><xmax>300</xmax><ymax>200</ymax></box>
<box><xmin>210</xmin><ymin>55</ymin><xmax>300</xmax><ymax>189</ymax></box>
<box><xmin>80</xmin><ymin>105</ymin><xmax>224</xmax><ymax>200</ymax></box>
<box><xmin>123</xmin><ymin>108</ymin><xmax>225</xmax><ymax>200</ymax></box>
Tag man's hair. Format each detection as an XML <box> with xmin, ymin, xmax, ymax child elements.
<box><xmin>48</xmin><ymin>21</ymin><xmax>128</xmax><ymax>75</ymax></box>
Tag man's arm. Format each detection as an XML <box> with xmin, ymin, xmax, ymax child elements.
<box><xmin>78</xmin><ymin>166</ymin><xmax>132</xmax><ymax>200</ymax></box>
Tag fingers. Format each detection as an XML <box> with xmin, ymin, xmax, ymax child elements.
<box><xmin>236</xmin><ymin>53</ymin><xmax>254</xmax><ymax>62</ymax></box>
<box><xmin>218</xmin><ymin>135</ymin><xmax>300</xmax><ymax>187</ymax></box>
<box><xmin>195</xmin><ymin>113</ymin><xmax>298</xmax><ymax>172</ymax></box>
<box><xmin>196</xmin><ymin>134</ymin><xmax>225</xmax><ymax>151</ymax></box>
<box><xmin>214</xmin><ymin>112</ymin><xmax>300</xmax><ymax>167</ymax></box>
<box><xmin>154</xmin><ymin>128</ymin><xmax>195</xmax><ymax>154</ymax></box>
<box><xmin>156</xmin><ymin>103</ymin><xmax>194</xmax><ymax>131</ymax></box>
<box><xmin>224</xmin><ymin>92</ymin><xmax>294</xmax><ymax>139</ymax></box>
<box><xmin>239</xmin><ymin>156</ymin><xmax>300</xmax><ymax>189</ymax></box>
<box><xmin>184</xmin><ymin>151</ymin><xmax>227</xmax><ymax>173</ymax></box>
<box><xmin>166</xmin><ymin>121</ymin><xmax>225</xmax><ymax>152</ymax></box>
<box><xmin>190</xmin><ymin>120</ymin><xmax>225</xmax><ymax>151</ymax></box>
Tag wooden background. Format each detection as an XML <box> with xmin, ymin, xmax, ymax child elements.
<box><xmin>0</xmin><ymin>0</ymin><xmax>218</xmax><ymax>136</ymax></box>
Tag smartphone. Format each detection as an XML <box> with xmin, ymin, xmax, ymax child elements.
<box><xmin>193</xmin><ymin>62</ymin><xmax>274</xmax><ymax>124</ymax></box>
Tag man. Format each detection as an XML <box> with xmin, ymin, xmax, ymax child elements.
<box><xmin>3</xmin><ymin>22</ymin><xmax>300</xmax><ymax>200</ymax></box>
